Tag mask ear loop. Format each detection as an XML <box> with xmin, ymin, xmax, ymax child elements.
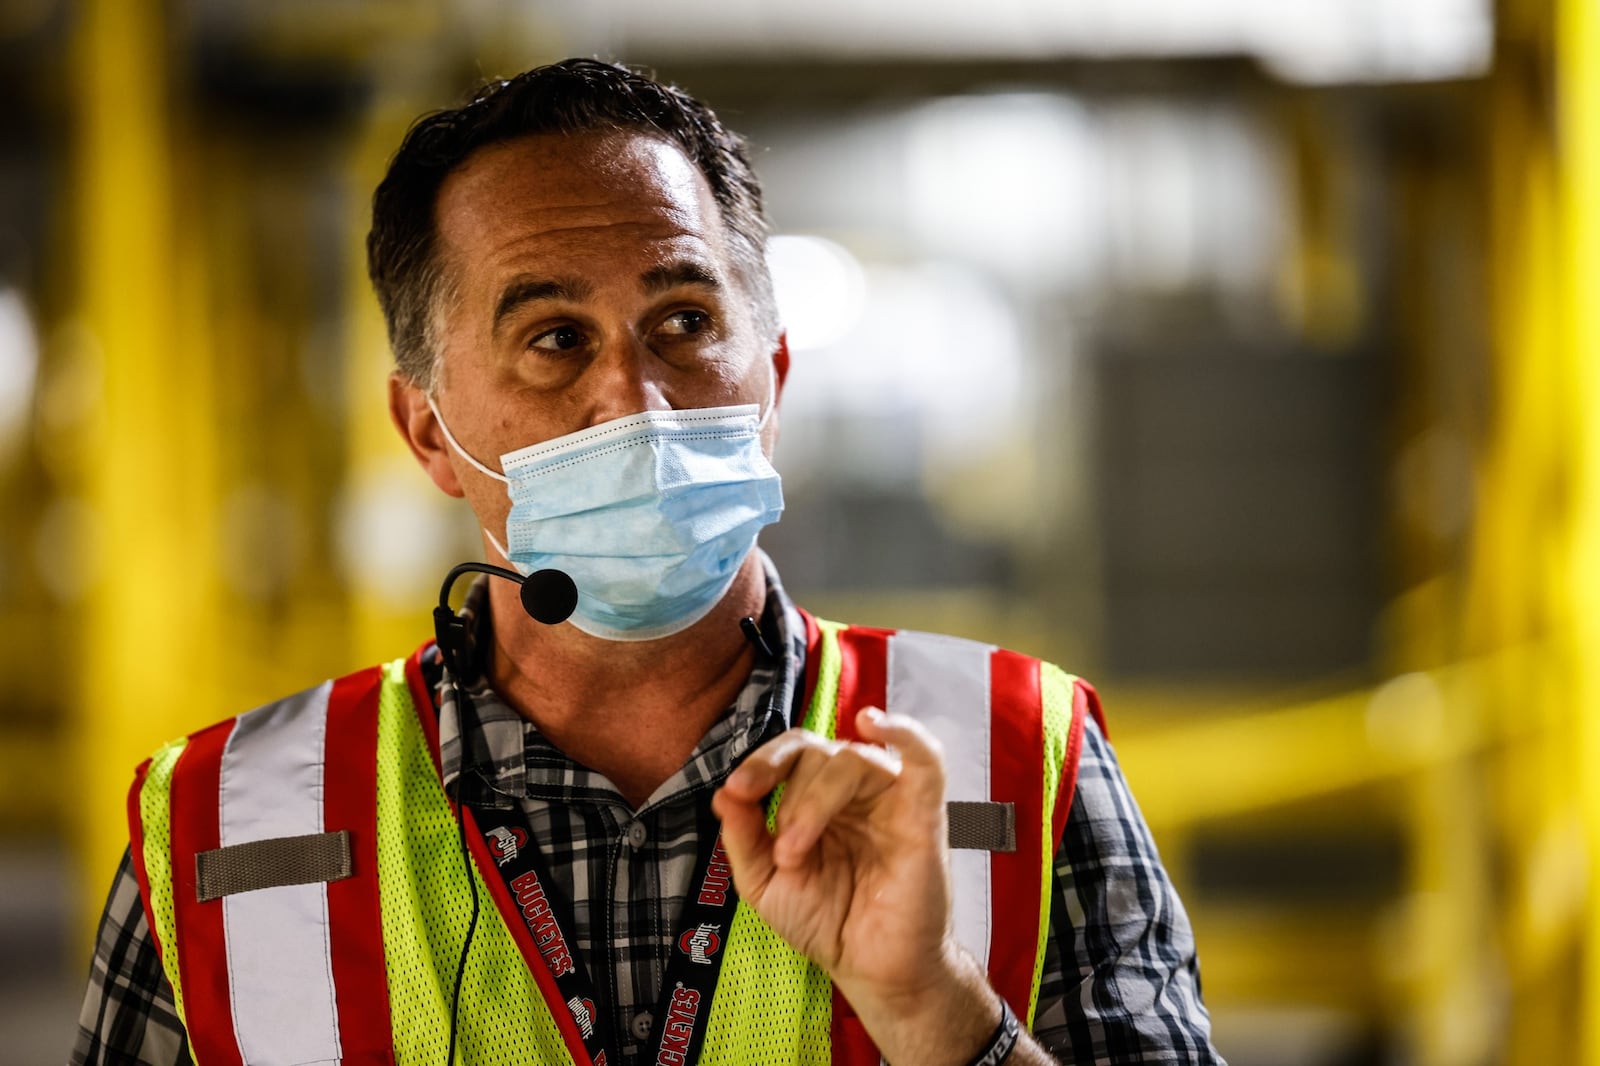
<box><xmin>426</xmin><ymin>393</ymin><xmax>510</xmax><ymax>484</ymax></box>
<box><xmin>755</xmin><ymin>363</ymin><xmax>779</xmax><ymax>432</ymax></box>
<box><xmin>428</xmin><ymin>394</ymin><xmax>521</xmax><ymax>571</ymax></box>
<box><xmin>483</xmin><ymin>528</ymin><xmax>514</xmax><ymax>565</ymax></box>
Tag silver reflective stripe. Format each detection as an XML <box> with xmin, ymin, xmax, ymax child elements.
<box><xmin>887</xmin><ymin>630</ymin><xmax>995</xmax><ymax>970</ymax></box>
<box><xmin>217</xmin><ymin>681</ymin><xmax>342</xmax><ymax>1066</ymax></box>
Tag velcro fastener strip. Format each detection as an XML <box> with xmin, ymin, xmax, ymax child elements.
<box><xmin>195</xmin><ymin>830</ymin><xmax>353</xmax><ymax>902</ymax></box>
<box><xmin>947</xmin><ymin>801</ymin><xmax>1016</xmax><ymax>852</ymax></box>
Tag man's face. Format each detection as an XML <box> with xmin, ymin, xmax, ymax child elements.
<box><xmin>393</xmin><ymin>129</ymin><xmax>784</xmax><ymax>537</ymax></box>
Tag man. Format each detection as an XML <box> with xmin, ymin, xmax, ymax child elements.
<box><xmin>73</xmin><ymin>59</ymin><xmax>1222</xmax><ymax>1065</ymax></box>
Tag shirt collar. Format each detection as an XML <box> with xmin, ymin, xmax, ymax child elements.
<box><xmin>436</xmin><ymin>551</ymin><xmax>805</xmax><ymax>810</ymax></box>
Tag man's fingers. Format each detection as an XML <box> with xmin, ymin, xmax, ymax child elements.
<box><xmin>772</xmin><ymin>743</ymin><xmax>901</xmax><ymax>867</ymax></box>
<box><xmin>722</xmin><ymin>728</ymin><xmax>836</xmax><ymax>799</ymax></box>
<box><xmin>855</xmin><ymin>707</ymin><xmax>944</xmax><ymax>772</ymax></box>
<box><xmin>711</xmin><ymin>786</ymin><xmax>777</xmax><ymax>901</ymax></box>
<box><xmin>719</xmin><ymin>713</ymin><xmax>946</xmax><ymax>873</ymax></box>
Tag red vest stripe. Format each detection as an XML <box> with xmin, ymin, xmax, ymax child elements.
<box><xmin>986</xmin><ymin>649</ymin><xmax>1048</xmax><ymax>1021</ymax></box>
<box><xmin>463</xmin><ymin>808</ymin><xmax>596</xmax><ymax>1066</ymax></box>
<box><xmin>1054</xmin><ymin>681</ymin><xmax>1098</xmax><ymax>847</ymax></box>
<box><xmin>323</xmin><ymin>666</ymin><xmax>396</xmax><ymax>1064</ymax></box>
<box><xmin>833</xmin><ymin>624</ymin><xmax>893</xmax><ymax>742</ymax></box>
<box><xmin>166</xmin><ymin>718</ymin><xmax>246</xmax><ymax>1066</ymax></box>
<box><xmin>818</xmin><ymin>621</ymin><xmax>895</xmax><ymax>1066</ymax></box>
<box><xmin>404</xmin><ymin>648</ymin><xmax>444</xmax><ymax>775</ymax></box>
<box><xmin>1078</xmin><ymin>678</ymin><xmax>1108</xmax><ymax>738</ymax></box>
<box><xmin>801</xmin><ymin>609</ymin><xmax>823</xmax><ymax>720</ymax></box>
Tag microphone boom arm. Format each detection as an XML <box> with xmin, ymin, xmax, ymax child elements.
<box><xmin>433</xmin><ymin>562</ymin><xmax>578</xmax><ymax>683</ymax></box>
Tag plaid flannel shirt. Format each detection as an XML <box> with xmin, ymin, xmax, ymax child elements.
<box><xmin>71</xmin><ymin>560</ymin><xmax>1223</xmax><ymax>1064</ymax></box>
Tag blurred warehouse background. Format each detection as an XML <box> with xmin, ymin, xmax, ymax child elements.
<box><xmin>2</xmin><ymin>0</ymin><xmax>1598</xmax><ymax>1062</ymax></box>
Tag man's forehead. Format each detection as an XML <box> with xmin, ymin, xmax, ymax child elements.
<box><xmin>437</xmin><ymin>129</ymin><xmax>712</xmax><ymax>227</ymax></box>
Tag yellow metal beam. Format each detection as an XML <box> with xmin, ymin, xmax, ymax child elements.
<box><xmin>1479</xmin><ymin>0</ymin><xmax>1600</xmax><ymax>1058</ymax></box>
<box><xmin>1114</xmin><ymin>652</ymin><xmax>1534</xmax><ymax>833</ymax></box>
<box><xmin>1557</xmin><ymin>0</ymin><xmax>1600</xmax><ymax>1057</ymax></box>
<box><xmin>69</xmin><ymin>0</ymin><xmax>223</xmax><ymax>922</ymax></box>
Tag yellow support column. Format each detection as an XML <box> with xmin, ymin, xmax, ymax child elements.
<box><xmin>1477</xmin><ymin>0</ymin><xmax>1600</xmax><ymax>1058</ymax></box>
<box><xmin>70</xmin><ymin>0</ymin><xmax>222</xmax><ymax>912</ymax></box>
<box><xmin>1559</xmin><ymin>0</ymin><xmax>1600</xmax><ymax>1058</ymax></box>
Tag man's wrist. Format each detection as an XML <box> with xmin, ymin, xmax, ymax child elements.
<box><xmin>966</xmin><ymin>995</ymin><xmax>1022</xmax><ymax>1066</ymax></box>
<box><xmin>837</xmin><ymin>945</ymin><xmax>1004</xmax><ymax>1066</ymax></box>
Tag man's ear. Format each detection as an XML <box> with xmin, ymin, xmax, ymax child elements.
<box><xmin>387</xmin><ymin>372</ymin><xmax>466</xmax><ymax>498</ymax></box>
<box><xmin>772</xmin><ymin>332</ymin><xmax>791</xmax><ymax>393</ymax></box>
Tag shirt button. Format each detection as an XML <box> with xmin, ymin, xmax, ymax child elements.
<box><xmin>631</xmin><ymin>1010</ymin><xmax>654</xmax><ymax>1040</ymax></box>
<box><xmin>626</xmin><ymin>821</ymin><xmax>647</xmax><ymax>849</ymax></box>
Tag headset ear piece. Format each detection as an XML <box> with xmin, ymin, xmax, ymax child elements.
<box><xmin>432</xmin><ymin>605</ymin><xmax>477</xmax><ymax>683</ymax></box>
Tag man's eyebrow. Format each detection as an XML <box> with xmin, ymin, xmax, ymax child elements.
<box><xmin>492</xmin><ymin>275</ymin><xmax>594</xmax><ymax>335</ymax></box>
<box><xmin>641</xmin><ymin>261</ymin><xmax>722</xmax><ymax>296</ymax></box>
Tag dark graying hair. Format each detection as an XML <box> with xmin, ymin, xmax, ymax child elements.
<box><xmin>367</xmin><ymin>58</ymin><xmax>777</xmax><ymax>389</ymax></box>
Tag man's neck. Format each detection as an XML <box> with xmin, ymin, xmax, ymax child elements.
<box><xmin>482</xmin><ymin>553</ymin><xmax>766</xmax><ymax>808</ymax></box>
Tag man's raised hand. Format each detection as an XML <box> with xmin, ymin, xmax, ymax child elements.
<box><xmin>711</xmin><ymin>707</ymin><xmax>1031</xmax><ymax>1065</ymax></box>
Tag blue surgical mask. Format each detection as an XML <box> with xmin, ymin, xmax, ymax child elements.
<box><xmin>427</xmin><ymin>387</ymin><xmax>784</xmax><ymax>642</ymax></box>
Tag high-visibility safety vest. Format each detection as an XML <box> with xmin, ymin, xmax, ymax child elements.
<box><xmin>127</xmin><ymin>612</ymin><xmax>1102</xmax><ymax>1066</ymax></box>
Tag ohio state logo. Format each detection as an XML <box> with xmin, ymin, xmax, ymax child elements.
<box><xmin>566</xmin><ymin>995</ymin><xmax>597</xmax><ymax>1040</ymax></box>
<box><xmin>678</xmin><ymin>922</ymin><xmax>722</xmax><ymax>965</ymax></box>
<box><xmin>485</xmin><ymin>825</ymin><xmax>527</xmax><ymax>866</ymax></box>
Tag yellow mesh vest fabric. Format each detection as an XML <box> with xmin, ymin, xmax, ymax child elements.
<box><xmin>697</xmin><ymin>620</ymin><xmax>846</xmax><ymax>1065</ymax></box>
<box><xmin>1034</xmin><ymin>663</ymin><xmax>1079</xmax><ymax>1027</ymax></box>
<box><xmin>375</xmin><ymin>659</ymin><xmax>576</xmax><ymax>1066</ymax></box>
<box><xmin>138</xmin><ymin>738</ymin><xmax>190</xmax><ymax>1034</ymax></box>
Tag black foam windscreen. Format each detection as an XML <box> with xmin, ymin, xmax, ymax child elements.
<box><xmin>519</xmin><ymin>568</ymin><xmax>579</xmax><ymax>625</ymax></box>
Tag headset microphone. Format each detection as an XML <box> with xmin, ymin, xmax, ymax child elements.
<box><xmin>433</xmin><ymin>562</ymin><xmax>578</xmax><ymax>683</ymax></box>
<box><xmin>519</xmin><ymin>567</ymin><xmax>580</xmax><ymax>624</ymax></box>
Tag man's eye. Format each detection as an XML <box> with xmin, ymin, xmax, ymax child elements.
<box><xmin>530</xmin><ymin>324</ymin><xmax>586</xmax><ymax>352</ymax></box>
<box><xmin>657</xmin><ymin>310</ymin><xmax>712</xmax><ymax>336</ymax></box>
